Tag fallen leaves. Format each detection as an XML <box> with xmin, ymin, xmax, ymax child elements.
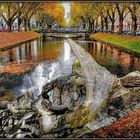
<box><xmin>0</xmin><ymin>31</ymin><xmax>41</xmax><ymax>50</ymax></box>
<box><xmin>91</xmin><ymin>108</ymin><xmax>140</xmax><ymax>138</ymax></box>
<box><xmin>0</xmin><ymin>60</ymin><xmax>38</xmax><ymax>74</ymax></box>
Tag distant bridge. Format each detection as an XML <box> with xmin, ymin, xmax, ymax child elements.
<box><xmin>35</xmin><ymin>29</ymin><xmax>89</xmax><ymax>38</ymax></box>
<box><xmin>35</xmin><ymin>29</ymin><xmax>87</xmax><ymax>34</ymax></box>
<box><xmin>44</xmin><ymin>33</ymin><xmax>86</xmax><ymax>38</ymax></box>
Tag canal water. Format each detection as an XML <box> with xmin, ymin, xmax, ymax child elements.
<box><xmin>0</xmin><ymin>36</ymin><xmax>140</xmax><ymax>98</ymax></box>
<box><xmin>0</xmin><ymin>37</ymin><xmax>76</xmax><ymax>98</ymax></box>
<box><xmin>77</xmin><ymin>40</ymin><xmax>140</xmax><ymax>77</ymax></box>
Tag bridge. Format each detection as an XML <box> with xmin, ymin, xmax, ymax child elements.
<box><xmin>35</xmin><ymin>29</ymin><xmax>89</xmax><ymax>38</ymax></box>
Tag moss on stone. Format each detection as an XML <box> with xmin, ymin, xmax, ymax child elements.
<box><xmin>66</xmin><ymin>106</ymin><xmax>89</xmax><ymax>128</ymax></box>
<box><xmin>66</xmin><ymin>105</ymin><xmax>101</xmax><ymax>129</ymax></box>
<box><xmin>72</xmin><ymin>59</ymin><xmax>81</xmax><ymax>73</ymax></box>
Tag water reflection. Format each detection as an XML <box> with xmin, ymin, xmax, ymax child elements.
<box><xmin>64</xmin><ymin>40</ymin><xmax>71</xmax><ymax>62</ymax></box>
<box><xmin>0</xmin><ymin>37</ymin><xmax>66</xmax><ymax>67</ymax></box>
<box><xmin>0</xmin><ymin>37</ymin><xmax>75</xmax><ymax>97</ymax></box>
<box><xmin>78</xmin><ymin>40</ymin><xmax>140</xmax><ymax>77</ymax></box>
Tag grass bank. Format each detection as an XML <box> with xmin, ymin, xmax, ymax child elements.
<box><xmin>91</xmin><ymin>33</ymin><xmax>140</xmax><ymax>55</ymax></box>
<box><xmin>0</xmin><ymin>31</ymin><xmax>41</xmax><ymax>51</ymax></box>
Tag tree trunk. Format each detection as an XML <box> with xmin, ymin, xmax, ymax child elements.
<box><xmin>48</xmin><ymin>24</ymin><xmax>52</xmax><ymax>30</ymax></box>
<box><xmin>89</xmin><ymin>18</ymin><xmax>93</xmax><ymax>32</ymax></box>
<box><xmin>111</xmin><ymin>20</ymin><xmax>115</xmax><ymax>33</ymax></box>
<box><xmin>104</xmin><ymin>17</ymin><xmax>108</xmax><ymax>31</ymax></box>
<box><xmin>101</xmin><ymin>18</ymin><xmax>104</xmax><ymax>32</ymax></box>
<box><xmin>83</xmin><ymin>22</ymin><xmax>86</xmax><ymax>29</ymax></box>
<box><xmin>36</xmin><ymin>21</ymin><xmax>39</xmax><ymax>29</ymax></box>
<box><xmin>27</xmin><ymin>19</ymin><xmax>31</xmax><ymax>31</ymax></box>
<box><xmin>7</xmin><ymin>19</ymin><xmax>12</xmax><ymax>32</ymax></box>
<box><xmin>131</xmin><ymin>15</ymin><xmax>137</xmax><ymax>36</ymax></box>
<box><xmin>89</xmin><ymin>19</ymin><xmax>91</xmax><ymax>31</ymax></box>
<box><xmin>92</xmin><ymin>20</ymin><xmax>94</xmax><ymax>31</ymax></box>
<box><xmin>95</xmin><ymin>19</ymin><xmax>98</xmax><ymax>30</ymax></box>
<box><xmin>24</xmin><ymin>19</ymin><xmax>27</xmax><ymax>31</ymax></box>
<box><xmin>118</xmin><ymin>15</ymin><xmax>123</xmax><ymax>34</ymax></box>
<box><xmin>18</xmin><ymin>18</ymin><xmax>22</xmax><ymax>32</ymax></box>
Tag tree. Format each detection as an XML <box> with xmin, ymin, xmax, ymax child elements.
<box><xmin>22</xmin><ymin>2</ymin><xmax>43</xmax><ymax>31</ymax></box>
<box><xmin>42</xmin><ymin>3</ymin><xmax>66</xmax><ymax>29</ymax></box>
<box><xmin>70</xmin><ymin>2</ymin><xmax>89</xmax><ymax>29</ymax></box>
<box><xmin>93</xmin><ymin>3</ymin><xmax>108</xmax><ymax>31</ymax></box>
<box><xmin>1</xmin><ymin>3</ymin><xmax>21</xmax><ymax>31</ymax></box>
<box><xmin>106</xmin><ymin>3</ymin><xmax>117</xmax><ymax>33</ymax></box>
<box><xmin>116</xmin><ymin>3</ymin><xmax>129</xmax><ymax>34</ymax></box>
<box><xmin>127</xmin><ymin>2</ymin><xmax>140</xmax><ymax>36</ymax></box>
<box><xmin>0</xmin><ymin>2</ymin><xmax>43</xmax><ymax>32</ymax></box>
<box><xmin>70</xmin><ymin>2</ymin><xmax>97</xmax><ymax>32</ymax></box>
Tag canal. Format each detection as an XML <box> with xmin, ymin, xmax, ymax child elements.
<box><xmin>0</xmin><ymin>37</ymin><xmax>75</xmax><ymax>98</ymax></box>
<box><xmin>77</xmin><ymin>40</ymin><xmax>140</xmax><ymax>77</ymax></box>
<box><xmin>0</xmin><ymin>36</ymin><xmax>140</xmax><ymax>98</ymax></box>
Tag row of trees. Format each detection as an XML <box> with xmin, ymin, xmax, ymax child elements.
<box><xmin>0</xmin><ymin>2</ymin><xmax>66</xmax><ymax>32</ymax></box>
<box><xmin>36</xmin><ymin>3</ymin><xmax>66</xmax><ymax>30</ymax></box>
<box><xmin>70</xmin><ymin>2</ymin><xmax>140</xmax><ymax>35</ymax></box>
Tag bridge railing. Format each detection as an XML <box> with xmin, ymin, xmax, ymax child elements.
<box><xmin>35</xmin><ymin>29</ymin><xmax>87</xmax><ymax>34</ymax></box>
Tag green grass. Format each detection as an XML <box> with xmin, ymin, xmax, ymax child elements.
<box><xmin>91</xmin><ymin>33</ymin><xmax>140</xmax><ymax>54</ymax></box>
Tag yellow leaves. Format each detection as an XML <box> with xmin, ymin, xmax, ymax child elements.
<box><xmin>42</xmin><ymin>3</ymin><xmax>65</xmax><ymax>26</ymax></box>
<box><xmin>69</xmin><ymin>2</ymin><xmax>97</xmax><ymax>26</ymax></box>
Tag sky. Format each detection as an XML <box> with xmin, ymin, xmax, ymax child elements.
<box><xmin>61</xmin><ymin>2</ymin><xmax>71</xmax><ymax>23</ymax></box>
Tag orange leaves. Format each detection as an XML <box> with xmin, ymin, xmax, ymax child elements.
<box><xmin>0</xmin><ymin>61</ymin><xmax>36</xmax><ymax>74</ymax></box>
<box><xmin>91</xmin><ymin>108</ymin><xmax>140</xmax><ymax>138</ymax></box>
<box><xmin>0</xmin><ymin>31</ymin><xmax>41</xmax><ymax>49</ymax></box>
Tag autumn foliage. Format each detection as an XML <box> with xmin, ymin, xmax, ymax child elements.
<box><xmin>42</xmin><ymin>3</ymin><xmax>66</xmax><ymax>26</ymax></box>
<box><xmin>35</xmin><ymin>3</ymin><xmax>66</xmax><ymax>29</ymax></box>
<box><xmin>90</xmin><ymin>108</ymin><xmax>140</xmax><ymax>138</ymax></box>
<box><xmin>0</xmin><ymin>61</ymin><xmax>37</xmax><ymax>74</ymax></box>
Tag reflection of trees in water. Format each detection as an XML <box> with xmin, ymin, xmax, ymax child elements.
<box><xmin>28</xmin><ymin>42</ymin><xmax>32</xmax><ymax>60</ymax></box>
<box><xmin>87</xmin><ymin>42</ymin><xmax>94</xmax><ymax>56</ymax></box>
<box><xmin>114</xmin><ymin>64</ymin><xmax>124</xmax><ymax>77</ymax></box>
<box><xmin>128</xmin><ymin>55</ymin><xmax>135</xmax><ymax>72</ymax></box>
<box><xmin>104</xmin><ymin>45</ymin><xmax>107</xmax><ymax>52</ymax></box>
<box><xmin>19</xmin><ymin>47</ymin><xmax>22</xmax><ymax>60</ymax></box>
<box><xmin>25</xmin><ymin>43</ymin><xmax>28</xmax><ymax>60</ymax></box>
<box><xmin>101</xmin><ymin>63</ymin><xmax>124</xmax><ymax>77</ymax></box>
<box><xmin>9</xmin><ymin>50</ymin><xmax>14</xmax><ymax>62</ymax></box>
<box><xmin>81</xmin><ymin>40</ymin><xmax>140</xmax><ymax>77</ymax></box>
<box><xmin>100</xmin><ymin>44</ymin><xmax>103</xmax><ymax>53</ymax></box>
<box><xmin>130</xmin><ymin>55</ymin><xmax>135</xmax><ymax>65</ymax></box>
<box><xmin>86</xmin><ymin>43</ymin><xmax>95</xmax><ymax>56</ymax></box>
<box><xmin>110</xmin><ymin>47</ymin><xmax>113</xmax><ymax>54</ymax></box>
<box><xmin>118</xmin><ymin>49</ymin><xmax>122</xmax><ymax>55</ymax></box>
<box><xmin>42</xmin><ymin>38</ymin><xmax>46</xmax><ymax>60</ymax></box>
